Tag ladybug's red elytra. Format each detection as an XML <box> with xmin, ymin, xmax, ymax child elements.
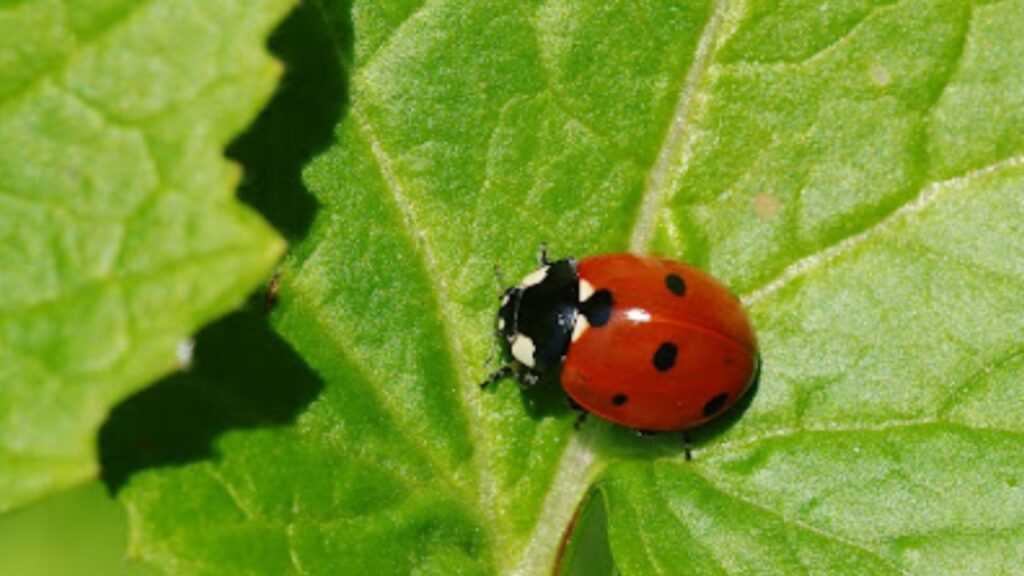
<box><xmin>482</xmin><ymin>248</ymin><xmax>758</xmax><ymax>442</ymax></box>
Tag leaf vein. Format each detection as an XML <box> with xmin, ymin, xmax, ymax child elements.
<box><xmin>286</xmin><ymin>523</ymin><xmax>309</xmax><ymax>576</ymax></box>
<box><xmin>742</xmin><ymin>153</ymin><xmax>1024</xmax><ymax>306</ymax></box>
<box><xmin>350</xmin><ymin>107</ymin><xmax>500</xmax><ymax>558</ymax></box>
<box><xmin>701</xmin><ymin>420</ymin><xmax>1024</xmax><ymax>458</ymax></box>
<box><xmin>205</xmin><ymin>467</ymin><xmax>257</xmax><ymax>521</ymax></box>
<box><xmin>0</xmin><ymin>242</ymin><xmax>265</xmax><ymax>320</ymax></box>
<box><xmin>935</xmin><ymin>343</ymin><xmax>1024</xmax><ymax>418</ymax></box>
<box><xmin>687</xmin><ymin>471</ymin><xmax>909</xmax><ymax>575</ymax></box>
<box><xmin>922</xmin><ymin>2</ymin><xmax>973</xmax><ymax>115</ymax></box>
<box><xmin>622</xmin><ymin>473</ymin><xmax>669</xmax><ymax>576</ymax></box>
<box><xmin>516</xmin><ymin>7</ymin><xmax>626</xmax><ymax>159</ymax></box>
<box><xmin>508</xmin><ymin>433</ymin><xmax>597</xmax><ymax>576</ymax></box>
<box><xmin>649</xmin><ymin>469</ymin><xmax>730</xmax><ymax>576</ymax></box>
<box><xmin>725</xmin><ymin>0</ymin><xmax>903</xmax><ymax>69</ymax></box>
<box><xmin>282</xmin><ymin>287</ymin><xmax>470</xmax><ymax>499</ymax></box>
<box><xmin>358</xmin><ymin>0</ymin><xmax>430</xmax><ymax>71</ymax></box>
<box><xmin>630</xmin><ymin>0</ymin><xmax>733</xmax><ymax>251</ymax></box>
<box><xmin>0</xmin><ymin>0</ymin><xmax>154</xmax><ymax>117</ymax></box>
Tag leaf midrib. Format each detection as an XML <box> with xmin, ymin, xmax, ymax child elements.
<box><xmin>629</xmin><ymin>0</ymin><xmax>732</xmax><ymax>252</ymax></box>
<box><xmin>507</xmin><ymin>2</ymin><xmax>739</xmax><ymax>572</ymax></box>
<box><xmin>347</xmin><ymin>106</ymin><xmax>509</xmax><ymax>564</ymax></box>
<box><xmin>516</xmin><ymin>1</ymin><xmax>738</xmax><ymax>572</ymax></box>
<box><xmin>282</xmin><ymin>280</ymin><xmax>476</xmax><ymax>506</ymax></box>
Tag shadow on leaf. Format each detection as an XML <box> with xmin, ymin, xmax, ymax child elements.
<box><xmin>228</xmin><ymin>1</ymin><xmax>350</xmax><ymax>242</ymax></box>
<box><xmin>99</xmin><ymin>308</ymin><xmax>324</xmax><ymax>493</ymax></box>
<box><xmin>100</xmin><ymin>1</ymin><xmax>353</xmax><ymax>493</ymax></box>
<box><xmin>519</xmin><ymin>373</ymin><xmax>578</xmax><ymax>421</ymax></box>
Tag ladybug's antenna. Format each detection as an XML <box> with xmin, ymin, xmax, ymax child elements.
<box><xmin>538</xmin><ymin>242</ymin><xmax>551</xmax><ymax>265</ymax></box>
<box><xmin>480</xmin><ymin>364</ymin><xmax>514</xmax><ymax>389</ymax></box>
<box><xmin>492</xmin><ymin>263</ymin><xmax>506</xmax><ymax>293</ymax></box>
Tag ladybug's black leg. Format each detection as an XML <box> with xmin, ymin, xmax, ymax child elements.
<box><xmin>683</xmin><ymin>432</ymin><xmax>693</xmax><ymax>462</ymax></box>
<box><xmin>480</xmin><ymin>364</ymin><xmax>515</xmax><ymax>389</ymax></box>
<box><xmin>564</xmin><ymin>395</ymin><xmax>590</xmax><ymax>430</ymax></box>
<box><xmin>573</xmin><ymin>411</ymin><xmax>589</xmax><ymax>430</ymax></box>
<box><xmin>537</xmin><ymin>242</ymin><xmax>551</xmax><ymax>265</ymax></box>
<box><xmin>633</xmin><ymin>429</ymin><xmax>659</xmax><ymax>438</ymax></box>
<box><xmin>564</xmin><ymin>395</ymin><xmax>582</xmax><ymax>410</ymax></box>
<box><xmin>517</xmin><ymin>368</ymin><xmax>540</xmax><ymax>388</ymax></box>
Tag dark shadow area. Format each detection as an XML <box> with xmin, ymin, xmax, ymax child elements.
<box><xmin>99</xmin><ymin>2</ymin><xmax>353</xmax><ymax>493</ymax></box>
<box><xmin>227</xmin><ymin>1</ymin><xmax>350</xmax><ymax>241</ymax></box>
<box><xmin>519</xmin><ymin>372</ymin><xmax>578</xmax><ymax>420</ymax></box>
<box><xmin>100</xmin><ymin>307</ymin><xmax>324</xmax><ymax>493</ymax></box>
<box><xmin>553</xmin><ymin>487</ymin><xmax>612</xmax><ymax>576</ymax></box>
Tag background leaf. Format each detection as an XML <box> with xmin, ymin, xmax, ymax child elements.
<box><xmin>114</xmin><ymin>1</ymin><xmax>1024</xmax><ymax>574</ymax></box>
<box><xmin>0</xmin><ymin>480</ymin><xmax>160</xmax><ymax>576</ymax></box>
<box><xmin>0</xmin><ymin>0</ymin><xmax>291</xmax><ymax>510</ymax></box>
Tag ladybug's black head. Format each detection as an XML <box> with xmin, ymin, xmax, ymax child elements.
<box><xmin>496</xmin><ymin>258</ymin><xmax>579</xmax><ymax>376</ymax></box>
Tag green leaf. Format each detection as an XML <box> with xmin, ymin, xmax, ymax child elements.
<box><xmin>117</xmin><ymin>1</ymin><xmax>1024</xmax><ymax>574</ymax></box>
<box><xmin>597</xmin><ymin>165</ymin><xmax>1024</xmax><ymax>575</ymax></box>
<box><xmin>0</xmin><ymin>0</ymin><xmax>291</xmax><ymax>511</ymax></box>
<box><xmin>0</xmin><ymin>480</ymin><xmax>161</xmax><ymax>576</ymax></box>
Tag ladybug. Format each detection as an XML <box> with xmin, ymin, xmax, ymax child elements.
<box><xmin>482</xmin><ymin>247</ymin><xmax>759</xmax><ymax>450</ymax></box>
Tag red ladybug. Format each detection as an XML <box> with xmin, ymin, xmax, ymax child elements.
<box><xmin>482</xmin><ymin>248</ymin><xmax>758</xmax><ymax>444</ymax></box>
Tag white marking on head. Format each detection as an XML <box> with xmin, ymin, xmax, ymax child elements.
<box><xmin>500</xmin><ymin>293</ymin><xmax>510</xmax><ymax>306</ymax></box>
<box><xmin>571</xmin><ymin>314</ymin><xmax>590</xmax><ymax>342</ymax></box>
<box><xmin>511</xmin><ymin>335</ymin><xmax>537</xmax><ymax>367</ymax></box>
<box><xmin>579</xmin><ymin>279</ymin><xmax>595</xmax><ymax>302</ymax></box>
<box><xmin>497</xmin><ymin>317</ymin><xmax>506</xmax><ymax>331</ymax></box>
<box><xmin>520</xmin><ymin>266</ymin><xmax>549</xmax><ymax>288</ymax></box>
<box><xmin>625</xmin><ymin>308</ymin><xmax>651</xmax><ymax>323</ymax></box>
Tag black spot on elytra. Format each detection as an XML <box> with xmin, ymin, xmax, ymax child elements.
<box><xmin>581</xmin><ymin>289</ymin><xmax>613</xmax><ymax>327</ymax></box>
<box><xmin>653</xmin><ymin>342</ymin><xmax>677</xmax><ymax>371</ymax></box>
<box><xmin>612</xmin><ymin>393</ymin><xmax>628</xmax><ymax>406</ymax></box>
<box><xmin>702</xmin><ymin>393</ymin><xmax>728</xmax><ymax>417</ymax></box>
<box><xmin>665</xmin><ymin>273</ymin><xmax>686</xmax><ymax>296</ymax></box>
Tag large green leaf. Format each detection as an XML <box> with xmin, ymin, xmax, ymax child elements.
<box><xmin>0</xmin><ymin>0</ymin><xmax>291</xmax><ymax>511</ymax></box>
<box><xmin>117</xmin><ymin>0</ymin><xmax>1024</xmax><ymax>574</ymax></box>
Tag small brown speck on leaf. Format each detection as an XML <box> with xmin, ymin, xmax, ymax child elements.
<box><xmin>753</xmin><ymin>193</ymin><xmax>781</xmax><ymax>220</ymax></box>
